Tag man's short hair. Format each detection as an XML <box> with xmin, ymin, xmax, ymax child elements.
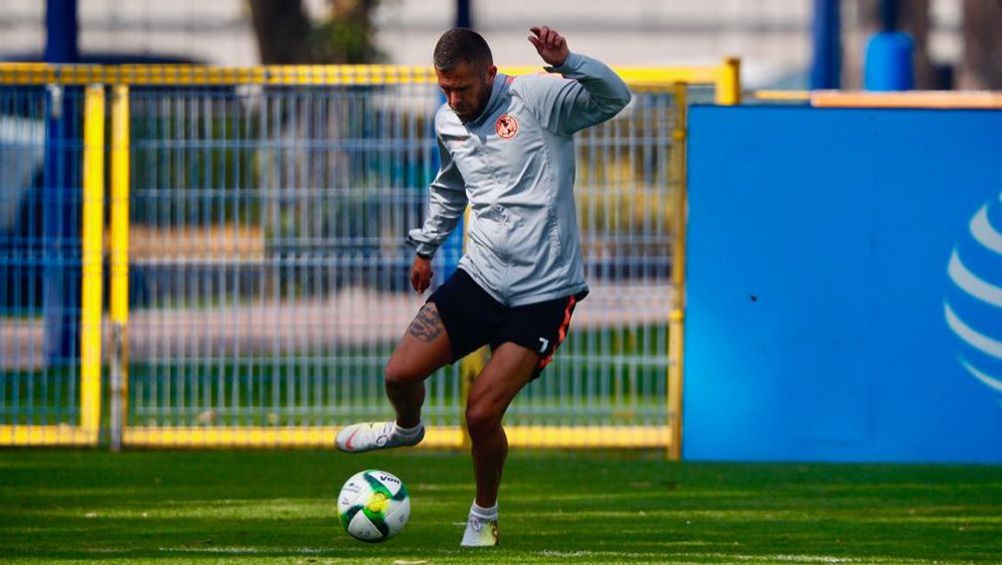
<box><xmin>434</xmin><ymin>28</ymin><xmax>493</xmax><ymax>72</ymax></box>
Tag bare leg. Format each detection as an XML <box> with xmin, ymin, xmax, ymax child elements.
<box><xmin>464</xmin><ymin>342</ymin><xmax>539</xmax><ymax>507</ymax></box>
<box><xmin>384</xmin><ymin>302</ymin><xmax>453</xmax><ymax>428</ymax></box>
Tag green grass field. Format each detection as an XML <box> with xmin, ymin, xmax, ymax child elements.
<box><xmin>2</xmin><ymin>449</ymin><xmax>1001</xmax><ymax>564</ymax></box>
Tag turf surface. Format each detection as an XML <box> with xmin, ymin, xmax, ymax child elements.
<box><xmin>1</xmin><ymin>449</ymin><xmax>1001</xmax><ymax>564</ymax></box>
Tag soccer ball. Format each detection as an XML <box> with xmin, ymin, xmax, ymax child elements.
<box><xmin>337</xmin><ymin>469</ymin><xmax>410</xmax><ymax>542</ymax></box>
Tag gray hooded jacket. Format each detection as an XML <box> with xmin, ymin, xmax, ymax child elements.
<box><xmin>407</xmin><ymin>52</ymin><xmax>631</xmax><ymax>306</ymax></box>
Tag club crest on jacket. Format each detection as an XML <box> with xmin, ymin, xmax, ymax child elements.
<box><xmin>496</xmin><ymin>114</ymin><xmax>519</xmax><ymax>139</ymax></box>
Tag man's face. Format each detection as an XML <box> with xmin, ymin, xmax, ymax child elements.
<box><xmin>436</xmin><ymin>61</ymin><xmax>497</xmax><ymax>123</ymax></box>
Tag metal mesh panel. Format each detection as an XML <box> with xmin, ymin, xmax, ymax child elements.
<box><xmin>0</xmin><ymin>85</ymin><xmax>84</xmax><ymax>429</ymax></box>
<box><xmin>123</xmin><ymin>81</ymin><xmax>680</xmax><ymax>438</ymax></box>
<box><xmin>125</xmin><ymin>82</ymin><xmax>468</xmax><ymax>431</ymax></box>
<box><xmin>0</xmin><ymin>62</ymin><xmax>724</xmax><ymax>449</ymax></box>
<box><xmin>511</xmin><ymin>90</ymin><xmax>678</xmax><ymax>427</ymax></box>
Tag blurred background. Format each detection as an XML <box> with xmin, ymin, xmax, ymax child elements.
<box><xmin>1</xmin><ymin>0</ymin><xmax>999</xmax><ymax>90</ymax></box>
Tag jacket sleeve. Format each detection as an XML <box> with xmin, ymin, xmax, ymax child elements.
<box><xmin>519</xmin><ymin>52</ymin><xmax>632</xmax><ymax>135</ymax></box>
<box><xmin>406</xmin><ymin>136</ymin><xmax>467</xmax><ymax>257</ymax></box>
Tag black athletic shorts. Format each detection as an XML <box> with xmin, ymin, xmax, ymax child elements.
<box><xmin>427</xmin><ymin>268</ymin><xmax>587</xmax><ymax>378</ymax></box>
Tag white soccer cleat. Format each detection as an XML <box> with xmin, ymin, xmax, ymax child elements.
<box><xmin>460</xmin><ymin>514</ymin><xmax>499</xmax><ymax>547</ymax></box>
<box><xmin>335</xmin><ymin>421</ymin><xmax>424</xmax><ymax>453</ymax></box>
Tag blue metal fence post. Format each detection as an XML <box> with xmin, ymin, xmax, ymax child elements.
<box><xmin>42</xmin><ymin>0</ymin><xmax>80</xmax><ymax>365</ymax></box>
<box><xmin>810</xmin><ymin>0</ymin><xmax>841</xmax><ymax>89</ymax></box>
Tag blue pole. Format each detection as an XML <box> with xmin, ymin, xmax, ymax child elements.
<box><xmin>456</xmin><ymin>0</ymin><xmax>472</xmax><ymax>28</ymax></box>
<box><xmin>45</xmin><ymin>0</ymin><xmax>79</xmax><ymax>62</ymax></box>
<box><xmin>42</xmin><ymin>0</ymin><xmax>80</xmax><ymax>366</ymax></box>
<box><xmin>810</xmin><ymin>0</ymin><xmax>841</xmax><ymax>89</ymax></box>
<box><xmin>880</xmin><ymin>0</ymin><xmax>900</xmax><ymax>30</ymax></box>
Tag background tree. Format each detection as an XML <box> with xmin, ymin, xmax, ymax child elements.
<box><xmin>249</xmin><ymin>0</ymin><xmax>382</xmax><ymax>64</ymax></box>
<box><xmin>248</xmin><ymin>0</ymin><xmax>312</xmax><ymax>64</ymax></box>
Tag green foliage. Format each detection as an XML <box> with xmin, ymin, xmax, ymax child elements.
<box><xmin>309</xmin><ymin>1</ymin><xmax>384</xmax><ymax>64</ymax></box>
<box><xmin>310</xmin><ymin>19</ymin><xmax>384</xmax><ymax>64</ymax></box>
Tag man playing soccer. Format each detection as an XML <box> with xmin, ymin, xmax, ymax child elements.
<box><xmin>336</xmin><ymin>25</ymin><xmax>630</xmax><ymax>547</ymax></box>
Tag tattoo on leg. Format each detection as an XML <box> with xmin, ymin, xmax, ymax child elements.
<box><xmin>408</xmin><ymin>304</ymin><xmax>444</xmax><ymax>342</ymax></box>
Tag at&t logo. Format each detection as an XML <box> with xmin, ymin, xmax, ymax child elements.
<box><xmin>944</xmin><ymin>191</ymin><xmax>1002</xmax><ymax>400</ymax></box>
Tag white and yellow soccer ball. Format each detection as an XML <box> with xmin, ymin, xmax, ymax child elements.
<box><xmin>337</xmin><ymin>470</ymin><xmax>410</xmax><ymax>542</ymax></box>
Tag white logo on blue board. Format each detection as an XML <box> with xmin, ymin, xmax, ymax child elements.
<box><xmin>944</xmin><ymin>190</ymin><xmax>1002</xmax><ymax>401</ymax></box>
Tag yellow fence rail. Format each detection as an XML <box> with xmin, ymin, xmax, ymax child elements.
<box><xmin>0</xmin><ymin>60</ymin><xmax>741</xmax><ymax>104</ymax></box>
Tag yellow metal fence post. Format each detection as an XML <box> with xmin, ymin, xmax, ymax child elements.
<box><xmin>109</xmin><ymin>84</ymin><xmax>130</xmax><ymax>450</ymax></box>
<box><xmin>716</xmin><ymin>57</ymin><xmax>742</xmax><ymax>105</ymax></box>
<box><xmin>79</xmin><ymin>84</ymin><xmax>106</xmax><ymax>441</ymax></box>
<box><xmin>459</xmin><ymin>348</ymin><xmax>486</xmax><ymax>450</ymax></box>
<box><xmin>458</xmin><ymin>205</ymin><xmax>487</xmax><ymax>450</ymax></box>
<box><xmin>667</xmin><ymin>83</ymin><xmax>689</xmax><ymax>461</ymax></box>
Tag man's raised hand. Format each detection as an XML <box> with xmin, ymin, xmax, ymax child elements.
<box><xmin>528</xmin><ymin>26</ymin><xmax>570</xmax><ymax>67</ymax></box>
